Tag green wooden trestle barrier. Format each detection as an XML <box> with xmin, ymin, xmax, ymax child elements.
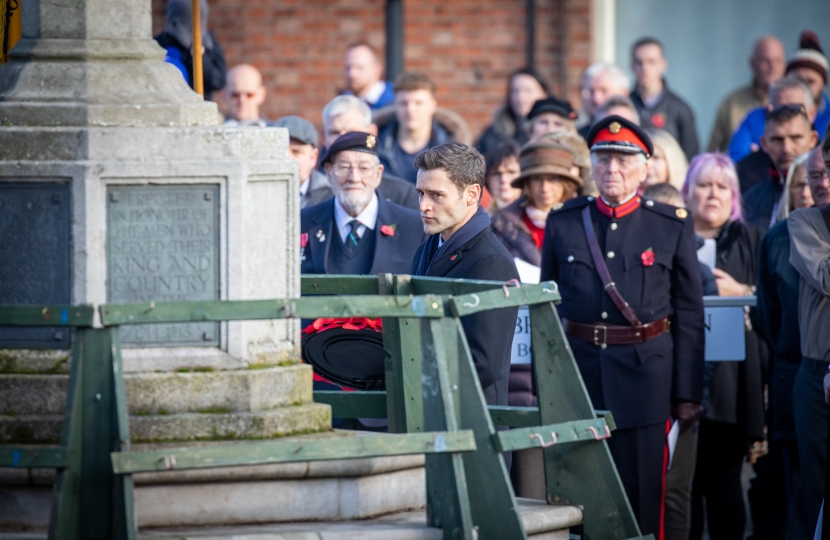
<box><xmin>0</xmin><ymin>275</ymin><xmax>653</xmax><ymax>540</ymax></box>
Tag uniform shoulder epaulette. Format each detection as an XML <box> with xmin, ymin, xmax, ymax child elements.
<box><xmin>550</xmin><ymin>195</ymin><xmax>593</xmax><ymax>214</ymax></box>
<box><xmin>641</xmin><ymin>198</ymin><xmax>689</xmax><ymax>221</ymax></box>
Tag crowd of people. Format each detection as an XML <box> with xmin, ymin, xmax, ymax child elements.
<box><xmin>154</xmin><ymin>2</ymin><xmax>830</xmax><ymax>538</ymax></box>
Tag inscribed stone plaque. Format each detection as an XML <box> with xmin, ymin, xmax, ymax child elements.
<box><xmin>0</xmin><ymin>183</ymin><xmax>72</xmax><ymax>348</ymax></box>
<box><xmin>107</xmin><ymin>185</ymin><xmax>220</xmax><ymax>347</ymax></box>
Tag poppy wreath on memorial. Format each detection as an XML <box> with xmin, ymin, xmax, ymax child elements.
<box><xmin>301</xmin><ymin>317</ymin><xmax>386</xmax><ymax>391</ymax></box>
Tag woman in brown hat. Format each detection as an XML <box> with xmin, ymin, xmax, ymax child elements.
<box><xmin>491</xmin><ymin>138</ymin><xmax>585</xmax><ymax>268</ymax></box>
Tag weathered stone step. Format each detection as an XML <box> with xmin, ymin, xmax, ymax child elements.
<box><xmin>0</xmin><ymin>403</ymin><xmax>330</xmax><ymax>444</ymax></box>
<box><xmin>0</xmin><ymin>364</ymin><xmax>314</xmax><ymax>417</ymax></box>
<box><xmin>137</xmin><ymin>500</ymin><xmax>582</xmax><ymax>539</ymax></box>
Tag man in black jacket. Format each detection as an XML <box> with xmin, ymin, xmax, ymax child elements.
<box><xmin>630</xmin><ymin>38</ymin><xmax>699</xmax><ymax>160</ymax></box>
<box><xmin>411</xmin><ymin>142</ymin><xmax>519</xmax><ymax>407</ymax></box>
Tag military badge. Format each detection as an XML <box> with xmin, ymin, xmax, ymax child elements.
<box><xmin>609</xmin><ymin>121</ymin><xmax>621</xmax><ymax>134</ymax></box>
<box><xmin>675</xmin><ymin>208</ymin><xmax>688</xmax><ymax>219</ymax></box>
<box><xmin>366</xmin><ymin>135</ymin><xmax>376</xmax><ymax>148</ymax></box>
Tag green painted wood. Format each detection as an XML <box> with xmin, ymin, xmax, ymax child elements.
<box><xmin>313</xmin><ymin>391</ymin><xmax>387</xmax><ymax>419</ymax></box>
<box><xmin>486</xmin><ymin>407</ymin><xmax>616</xmax><ymax>429</ymax></box>
<box><xmin>447</xmin><ymin>318</ymin><xmax>527</xmax><ymax>540</ymax></box>
<box><xmin>494</xmin><ymin>417</ymin><xmax>614</xmax><ymax>452</ymax></box>
<box><xmin>409</xmin><ymin>276</ymin><xmax>507</xmax><ymax>295</ymax></box>
<box><xmin>100</xmin><ymin>295</ymin><xmax>447</xmax><ymax>325</ymax></box>
<box><xmin>381</xmin><ymin>275</ymin><xmax>425</xmax><ymax>433</ymax></box>
<box><xmin>301</xmin><ymin>274</ymin><xmax>381</xmax><ymax>295</ymax></box>
<box><xmin>487</xmin><ymin>406</ymin><xmax>541</xmax><ymax>428</ymax></box>
<box><xmin>110</xmin><ymin>329</ymin><xmax>138</xmax><ymax>540</ymax></box>
<box><xmin>420</xmin><ymin>318</ymin><xmax>475</xmax><ymax>540</ymax></box>
<box><xmin>529</xmin><ymin>303</ymin><xmax>640</xmax><ymax>539</ymax></box>
<box><xmin>449</xmin><ymin>281</ymin><xmax>562</xmax><ymax>317</ymax></box>
<box><xmin>78</xmin><ymin>329</ymin><xmax>115</xmax><ymax>538</ymax></box>
<box><xmin>0</xmin><ymin>446</ymin><xmax>67</xmax><ymax>468</ymax></box>
<box><xmin>49</xmin><ymin>329</ymin><xmax>87</xmax><ymax>540</ymax></box>
<box><xmin>0</xmin><ymin>305</ymin><xmax>94</xmax><ymax>327</ymax></box>
<box><xmin>111</xmin><ymin>431</ymin><xmax>476</xmax><ymax>474</ymax></box>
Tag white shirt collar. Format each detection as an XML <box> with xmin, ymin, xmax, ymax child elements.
<box><xmin>299</xmin><ymin>176</ymin><xmax>310</xmax><ymax>196</ymax></box>
<box><xmin>333</xmin><ymin>193</ymin><xmax>379</xmax><ymax>243</ymax></box>
<box><xmin>600</xmin><ymin>191</ymin><xmax>638</xmax><ymax>207</ymax></box>
<box><xmin>362</xmin><ymin>81</ymin><xmax>387</xmax><ymax>105</ymax></box>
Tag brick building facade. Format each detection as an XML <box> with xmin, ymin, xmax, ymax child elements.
<box><xmin>152</xmin><ymin>0</ymin><xmax>593</xmax><ymax>142</ymax></box>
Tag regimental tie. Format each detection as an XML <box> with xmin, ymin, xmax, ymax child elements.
<box><xmin>346</xmin><ymin>220</ymin><xmax>363</xmax><ymax>253</ymax></box>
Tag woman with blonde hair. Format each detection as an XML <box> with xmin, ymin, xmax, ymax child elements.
<box><xmin>643</xmin><ymin>128</ymin><xmax>689</xmax><ymax>192</ymax></box>
<box><xmin>774</xmin><ymin>152</ymin><xmax>813</xmax><ymax>224</ymax></box>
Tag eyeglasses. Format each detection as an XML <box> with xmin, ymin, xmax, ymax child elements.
<box><xmin>594</xmin><ymin>153</ymin><xmax>641</xmax><ymax>168</ymax></box>
<box><xmin>807</xmin><ymin>171</ymin><xmax>830</xmax><ymax>184</ymax></box>
<box><xmin>768</xmin><ymin>103</ymin><xmax>808</xmax><ymax>116</ymax></box>
<box><xmin>332</xmin><ymin>163</ymin><xmax>377</xmax><ymax>179</ymax></box>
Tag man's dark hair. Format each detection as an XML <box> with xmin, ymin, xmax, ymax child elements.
<box><xmin>484</xmin><ymin>140</ymin><xmax>521</xmax><ymax>180</ymax></box>
<box><xmin>765</xmin><ymin>104</ymin><xmax>811</xmax><ymax>129</ymax></box>
<box><xmin>394</xmin><ymin>71</ymin><xmax>437</xmax><ymax>95</ymax></box>
<box><xmin>631</xmin><ymin>37</ymin><xmax>664</xmax><ymax>57</ymax></box>
<box><xmin>415</xmin><ymin>142</ymin><xmax>486</xmax><ymax>194</ymax></box>
<box><xmin>643</xmin><ymin>182</ymin><xmax>683</xmax><ymax>206</ymax></box>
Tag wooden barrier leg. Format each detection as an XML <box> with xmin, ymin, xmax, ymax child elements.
<box><xmin>529</xmin><ymin>303</ymin><xmax>641</xmax><ymax>539</ymax></box>
<box><xmin>421</xmin><ymin>318</ymin><xmax>474</xmax><ymax>540</ymax></box>
<box><xmin>48</xmin><ymin>328</ymin><xmax>136</xmax><ymax>539</ymax></box>
<box><xmin>448</xmin><ymin>319</ymin><xmax>527</xmax><ymax>540</ymax></box>
<box><xmin>49</xmin><ymin>329</ymin><xmax>86</xmax><ymax>540</ymax></box>
<box><xmin>110</xmin><ymin>329</ymin><xmax>137</xmax><ymax>540</ymax></box>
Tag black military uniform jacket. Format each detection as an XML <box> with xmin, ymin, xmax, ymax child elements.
<box><xmin>301</xmin><ymin>195</ymin><xmax>425</xmax><ymax>275</ymax></box>
<box><xmin>540</xmin><ymin>196</ymin><xmax>705</xmax><ymax>429</ymax></box>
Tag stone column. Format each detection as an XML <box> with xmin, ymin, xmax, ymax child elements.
<box><xmin>0</xmin><ymin>0</ymin><xmax>308</xmax><ymax>371</ymax></box>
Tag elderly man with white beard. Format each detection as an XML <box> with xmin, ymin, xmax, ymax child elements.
<box><xmin>300</xmin><ymin>131</ymin><xmax>426</xmax><ymax>277</ymax></box>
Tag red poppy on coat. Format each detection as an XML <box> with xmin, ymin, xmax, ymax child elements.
<box><xmin>650</xmin><ymin>113</ymin><xmax>666</xmax><ymax>128</ymax></box>
<box><xmin>300</xmin><ymin>233</ymin><xmax>308</xmax><ymax>248</ymax></box>
<box><xmin>641</xmin><ymin>248</ymin><xmax>655</xmax><ymax>267</ymax></box>
<box><xmin>380</xmin><ymin>224</ymin><xmax>396</xmax><ymax>237</ymax></box>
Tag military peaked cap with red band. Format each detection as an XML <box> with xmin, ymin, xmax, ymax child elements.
<box><xmin>586</xmin><ymin>115</ymin><xmax>653</xmax><ymax>158</ymax></box>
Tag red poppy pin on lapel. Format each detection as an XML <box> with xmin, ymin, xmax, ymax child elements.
<box><xmin>450</xmin><ymin>255</ymin><xmax>457</xmax><ymax>261</ymax></box>
<box><xmin>641</xmin><ymin>248</ymin><xmax>655</xmax><ymax>267</ymax></box>
<box><xmin>300</xmin><ymin>233</ymin><xmax>309</xmax><ymax>262</ymax></box>
<box><xmin>380</xmin><ymin>224</ymin><xmax>396</xmax><ymax>237</ymax></box>
<box><xmin>650</xmin><ymin>113</ymin><xmax>666</xmax><ymax>129</ymax></box>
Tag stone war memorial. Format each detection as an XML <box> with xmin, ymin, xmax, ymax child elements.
<box><xmin>0</xmin><ymin>1</ymin><xmax>649</xmax><ymax>538</ymax></box>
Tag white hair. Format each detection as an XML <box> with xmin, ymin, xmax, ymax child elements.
<box><xmin>582</xmin><ymin>62</ymin><xmax>630</xmax><ymax>92</ymax></box>
<box><xmin>322</xmin><ymin>95</ymin><xmax>373</xmax><ymax>130</ymax></box>
<box><xmin>770</xmin><ymin>75</ymin><xmax>815</xmax><ymax>109</ymax></box>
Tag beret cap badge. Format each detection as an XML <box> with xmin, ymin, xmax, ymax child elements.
<box><xmin>609</xmin><ymin>122</ymin><xmax>622</xmax><ymax>134</ymax></box>
<box><xmin>366</xmin><ymin>135</ymin><xmax>376</xmax><ymax>149</ymax></box>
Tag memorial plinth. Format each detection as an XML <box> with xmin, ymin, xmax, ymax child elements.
<box><xmin>0</xmin><ymin>2</ymin><xmax>331</xmax><ymax>531</ymax></box>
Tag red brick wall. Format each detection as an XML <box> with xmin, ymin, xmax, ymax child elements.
<box><xmin>152</xmin><ymin>0</ymin><xmax>592</xmax><ymax>140</ymax></box>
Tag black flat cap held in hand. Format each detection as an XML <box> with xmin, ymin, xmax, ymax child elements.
<box><xmin>586</xmin><ymin>115</ymin><xmax>653</xmax><ymax>158</ymax></box>
<box><xmin>321</xmin><ymin>131</ymin><xmax>380</xmax><ymax>165</ymax></box>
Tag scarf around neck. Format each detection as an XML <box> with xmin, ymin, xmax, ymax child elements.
<box><xmin>414</xmin><ymin>206</ymin><xmax>491</xmax><ymax>276</ymax></box>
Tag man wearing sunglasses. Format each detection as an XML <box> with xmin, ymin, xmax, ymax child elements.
<box><xmin>743</xmin><ymin>104</ymin><xmax>819</xmax><ymax>231</ymax></box>
<box><xmin>223</xmin><ymin>64</ymin><xmax>268</xmax><ymax>127</ymax></box>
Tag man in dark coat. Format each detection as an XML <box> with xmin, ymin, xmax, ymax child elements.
<box><xmin>743</xmin><ymin>105</ymin><xmax>819</xmax><ymax>231</ymax></box>
<box><xmin>540</xmin><ymin>116</ymin><xmax>705</xmax><ymax>536</ymax></box>
<box><xmin>411</xmin><ymin>142</ymin><xmax>520</xmax><ymax>407</ymax></box>
<box><xmin>630</xmin><ymin>38</ymin><xmax>699</xmax><ymax>160</ymax></box>
<box><xmin>301</xmin><ymin>132</ymin><xmax>425</xmax><ymax>277</ymax></box>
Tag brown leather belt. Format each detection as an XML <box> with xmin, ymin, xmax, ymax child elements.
<box><xmin>563</xmin><ymin>317</ymin><xmax>670</xmax><ymax>348</ymax></box>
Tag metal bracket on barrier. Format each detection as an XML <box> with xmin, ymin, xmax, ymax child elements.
<box><xmin>462</xmin><ymin>294</ymin><xmax>480</xmax><ymax>308</ymax></box>
<box><xmin>502</xmin><ymin>279</ymin><xmax>520</xmax><ymax>298</ymax></box>
<box><xmin>529</xmin><ymin>432</ymin><xmax>558</xmax><ymax>448</ymax></box>
<box><xmin>586</xmin><ymin>426</ymin><xmax>611</xmax><ymax>441</ymax></box>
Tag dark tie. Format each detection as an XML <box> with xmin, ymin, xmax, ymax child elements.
<box><xmin>346</xmin><ymin>220</ymin><xmax>362</xmax><ymax>253</ymax></box>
